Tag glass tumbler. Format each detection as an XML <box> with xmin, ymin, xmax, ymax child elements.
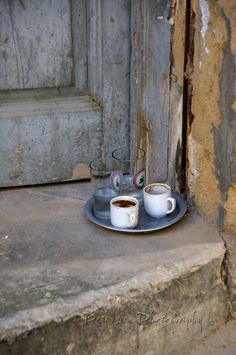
<box><xmin>89</xmin><ymin>158</ymin><xmax>122</xmax><ymax>219</ymax></box>
<box><xmin>112</xmin><ymin>147</ymin><xmax>146</xmax><ymax>204</ymax></box>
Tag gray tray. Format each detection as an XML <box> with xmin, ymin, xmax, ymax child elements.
<box><xmin>84</xmin><ymin>192</ymin><xmax>187</xmax><ymax>234</ymax></box>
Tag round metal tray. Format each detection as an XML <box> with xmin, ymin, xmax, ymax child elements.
<box><xmin>84</xmin><ymin>192</ymin><xmax>187</xmax><ymax>234</ymax></box>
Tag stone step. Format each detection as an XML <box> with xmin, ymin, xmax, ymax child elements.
<box><xmin>188</xmin><ymin>319</ymin><xmax>236</xmax><ymax>355</ymax></box>
<box><xmin>0</xmin><ymin>182</ymin><xmax>229</xmax><ymax>355</ymax></box>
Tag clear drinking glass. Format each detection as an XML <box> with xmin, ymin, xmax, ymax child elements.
<box><xmin>89</xmin><ymin>158</ymin><xmax>122</xmax><ymax>219</ymax></box>
<box><xmin>112</xmin><ymin>147</ymin><xmax>146</xmax><ymax>204</ymax></box>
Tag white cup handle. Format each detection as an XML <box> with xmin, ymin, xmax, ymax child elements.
<box><xmin>166</xmin><ymin>197</ymin><xmax>176</xmax><ymax>214</ymax></box>
<box><xmin>128</xmin><ymin>212</ymin><xmax>136</xmax><ymax>226</ymax></box>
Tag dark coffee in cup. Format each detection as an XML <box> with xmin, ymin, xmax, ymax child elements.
<box><xmin>113</xmin><ymin>200</ymin><xmax>136</xmax><ymax>208</ymax></box>
<box><xmin>110</xmin><ymin>196</ymin><xmax>139</xmax><ymax>228</ymax></box>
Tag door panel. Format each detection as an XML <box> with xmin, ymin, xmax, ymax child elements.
<box><xmin>0</xmin><ymin>96</ymin><xmax>102</xmax><ymax>186</ymax></box>
<box><xmin>0</xmin><ymin>0</ymin><xmax>176</xmax><ymax>187</ymax></box>
<box><xmin>0</xmin><ymin>0</ymin><xmax>73</xmax><ymax>90</ymax></box>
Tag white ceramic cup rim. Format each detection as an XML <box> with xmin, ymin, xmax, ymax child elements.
<box><xmin>143</xmin><ymin>183</ymin><xmax>171</xmax><ymax>195</ymax></box>
<box><xmin>110</xmin><ymin>196</ymin><xmax>139</xmax><ymax>210</ymax></box>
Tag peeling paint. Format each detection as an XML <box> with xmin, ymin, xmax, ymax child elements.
<box><xmin>157</xmin><ymin>16</ymin><xmax>174</xmax><ymax>25</ymax></box>
<box><xmin>199</xmin><ymin>0</ymin><xmax>210</xmax><ymax>43</ymax></box>
<box><xmin>70</xmin><ymin>164</ymin><xmax>90</xmax><ymax>181</ymax></box>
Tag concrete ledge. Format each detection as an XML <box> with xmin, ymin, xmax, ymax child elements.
<box><xmin>0</xmin><ymin>182</ymin><xmax>229</xmax><ymax>354</ymax></box>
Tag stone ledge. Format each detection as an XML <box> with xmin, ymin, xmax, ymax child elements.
<box><xmin>0</xmin><ymin>182</ymin><xmax>229</xmax><ymax>354</ymax></box>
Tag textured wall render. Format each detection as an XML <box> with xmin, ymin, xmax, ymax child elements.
<box><xmin>188</xmin><ymin>0</ymin><xmax>236</xmax><ymax>234</ymax></box>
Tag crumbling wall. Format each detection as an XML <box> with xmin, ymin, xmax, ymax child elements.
<box><xmin>188</xmin><ymin>0</ymin><xmax>236</xmax><ymax>234</ymax></box>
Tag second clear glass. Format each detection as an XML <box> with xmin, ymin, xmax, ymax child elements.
<box><xmin>112</xmin><ymin>147</ymin><xmax>146</xmax><ymax>205</ymax></box>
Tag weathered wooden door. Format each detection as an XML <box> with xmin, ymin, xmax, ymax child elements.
<box><xmin>0</xmin><ymin>0</ymin><xmax>185</xmax><ymax>188</ymax></box>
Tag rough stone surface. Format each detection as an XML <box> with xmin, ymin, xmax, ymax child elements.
<box><xmin>220</xmin><ymin>232</ymin><xmax>236</xmax><ymax>318</ymax></box>
<box><xmin>188</xmin><ymin>319</ymin><xmax>236</xmax><ymax>355</ymax></box>
<box><xmin>0</xmin><ymin>182</ymin><xmax>229</xmax><ymax>354</ymax></box>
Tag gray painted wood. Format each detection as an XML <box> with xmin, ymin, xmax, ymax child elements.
<box><xmin>0</xmin><ymin>0</ymin><xmax>176</xmax><ymax>188</ymax></box>
<box><xmin>72</xmin><ymin>0</ymin><xmax>88</xmax><ymax>92</ymax></box>
<box><xmin>0</xmin><ymin>96</ymin><xmax>102</xmax><ymax>186</ymax></box>
<box><xmin>0</xmin><ymin>0</ymin><xmax>131</xmax><ymax>187</ymax></box>
<box><xmin>168</xmin><ymin>0</ymin><xmax>186</xmax><ymax>191</ymax></box>
<box><xmin>87</xmin><ymin>0</ymin><xmax>103</xmax><ymax>101</ymax></box>
<box><xmin>130</xmin><ymin>0</ymin><xmax>171</xmax><ymax>184</ymax></box>
<box><xmin>0</xmin><ymin>0</ymin><xmax>73</xmax><ymax>90</ymax></box>
<box><xmin>87</xmin><ymin>0</ymin><xmax>131</xmax><ymax>159</ymax></box>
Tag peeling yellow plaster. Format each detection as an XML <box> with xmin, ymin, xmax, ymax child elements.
<box><xmin>188</xmin><ymin>0</ymin><xmax>226</xmax><ymax>223</ymax></box>
<box><xmin>225</xmin><ymin>184</ymin><xmax>236</xmax><ymax>234</ymax></box>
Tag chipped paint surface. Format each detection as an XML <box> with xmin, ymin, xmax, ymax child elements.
<box><xmin>70</xmin><ymin>164</ymin><xmax>90</xmax><ymax>181</ymax></box>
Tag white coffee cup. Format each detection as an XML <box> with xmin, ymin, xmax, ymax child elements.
<box><xmin>110</xmin><ymin>196</ymin><xmax>139</xmax><ymax>228</ymax></box>
<box><xmin>143</xmin><ymin>183</ymin><xmax>176</xmax><ymax>218</ymax></box>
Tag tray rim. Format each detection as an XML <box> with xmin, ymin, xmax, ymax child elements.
<box><xmin>84</xmin><ymin>192</ymin><xmax>188</xmax><ymax>234</ymax></box>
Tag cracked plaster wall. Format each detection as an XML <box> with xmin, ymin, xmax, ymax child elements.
<box><xmin>188</xmin><ymin>0</ymin><xmax>236</xmax><ymax>235</ymax></box>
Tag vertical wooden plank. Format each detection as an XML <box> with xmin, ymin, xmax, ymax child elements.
<box><xmin>87</xmin><ymin>0</ymin><xmax>131</xmax><ymax>159</ymax></box>
<box><xmin>130</xmin><ymin>0</ymin><xmax>142</xmax><ymax>162</ymax></box>
<box><xmin>168</xmin><ymin>0</ymin><xmax>187</xmax><ymax>191</ymax></box>
<box><xmin>71</xmin><ymin>0</ymin><xmax>88</xmax><ymax>92</ymax></box>
<box><xmin>87</xmin><ymin>0</ymin><xmax>103</xmax><ymax>101</ymax></box>
<box><xmin>101</xmin><ymin>0</ymin><xmax>131</xmax><ymax>159</ymax></box>
<box><xmin>130</xmin><ymin>0</ymin><xmax>171</xmax><ymax>183</ymax></box>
